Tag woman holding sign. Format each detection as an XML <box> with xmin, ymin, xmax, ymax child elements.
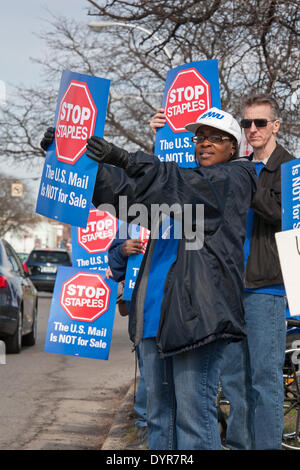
<box><xmin>86</xmin><ymin>108</ymin><xmax>257</xmax><ymax>451</ymax></box>
<box><xmin>41</xmin><ymin>108</ymin><xmax>257</xmax><ymax>450</ymax></box>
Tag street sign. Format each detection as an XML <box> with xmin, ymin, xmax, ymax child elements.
<box><xmin>11</xmin><ymin>182</ymin><xmax>23</xmax><ymax>198</ymax></box>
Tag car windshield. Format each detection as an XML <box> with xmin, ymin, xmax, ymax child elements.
<box><xmin>29</xmin><ymin>251</ymin><xmax>70</xmax><ymax>264</ymax></box>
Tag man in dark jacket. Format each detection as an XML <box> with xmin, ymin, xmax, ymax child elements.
<box><xmin>220</xmin><ymin>94</ymin><xmax>295</xmax><ymax>450</ymax></box>
<box><xmin>86</xmin><ymin>108</ymin><xmax>257</xmax><ymax>450</ymax></box>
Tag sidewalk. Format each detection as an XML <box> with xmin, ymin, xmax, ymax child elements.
<box><xmin>101</xmin><ymin>381</ymin><xmax>147</xmax><ymax>450</ymax></box>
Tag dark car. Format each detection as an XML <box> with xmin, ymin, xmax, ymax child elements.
<box><xmin>17</xmin><ymin>252</ymin><xmax>29</xmax><ymax>263</ymax></box>
<box><xmin>25</xmin><ymin>249</ymin><xmax>72</xmax><ymax>292</ymax></box>
<box><xmin>0</xmin><ymin>239</ymin><xmax>38</xmax><ymax>354</ymax></box>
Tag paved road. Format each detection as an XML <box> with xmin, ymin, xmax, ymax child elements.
<box><xmin>0</xmin><ymin>293</ymin><xmax>135</xmax><ymax>450</ymax></box>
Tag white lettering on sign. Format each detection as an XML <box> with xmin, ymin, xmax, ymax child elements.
<box><xmin>80</xmin><ymin>230</ymin><xmax>115</xmax><ymax>243</ymax></box>
<box><xmin>290</xmin><ymin>166</ymin><xmax>300</xmax><ymax>229</ymax></box>
<box><xmin>63</xmin><ymin>283</ymin><xmax>105</xmax><ymax>309</ymax></box>
<box><xmin>82</xmin><ymin>218</ymin><xmax>113</xmax><ymax>234</ymax></box>
<box><xmin>168</xmin><ymin>85</ymin><xmax>205</xmax><ymax>103</ymax></box>
<box><xmin>69</xmin><ymin>192</ymin><xmax>87</xmax><ymax>208</ymax></box>
<box><xmin>80</xmin><ymin>218</ymin><xmax>114</xmax><ymax>243</ymax></box>
<box><xmin>56</xmin><ymin>124</ymin><xmax>89</xmax><ymax>141</ymax></box>
<box><xmin>167</xmin><ymin>100</ymin><xmax>206</xmax><ymax>117</ymax></box>
<box><xmin>60</xmin><ymin>102</ymin><xmax>91</xmax><ymax>125</ymax></box>
<box><xmin>66</xmin><ymin>284</ymin><xmax>106</xmax><ymax>298</ymax></box>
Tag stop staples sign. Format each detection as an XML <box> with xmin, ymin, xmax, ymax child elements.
<box><xmin>60</xmin><ymin>272</ymin><xmax>110</xmax><ymax>322</ymax></box>
<box><xmin>165</xmin><ymin>68</ymin><xmax>211</xmax><ymax>133</ymax></box>
<box><xmin>140</xmin><ymin>226</ymin><xmax>150</xmax><ymax>254</ymax></box>
<box><xmin>55</xmin><ymin>80</ymin><xmax>97</xmax><ymax>164</ymax></box>
<box><xmin>77</xmin><ymin>209</ymin><xmax>117</xmax><ymax>253</ymax></box>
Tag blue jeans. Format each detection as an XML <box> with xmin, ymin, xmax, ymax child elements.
<box><xmin>220</xmin><ymin>293</ymin><xmax>286</xmax><ymax>450</ymax></box>
<box><xmin>134</xmin><ymin>344</ymin><xmax>147</xmax><ymax>428</ymax></box>
<box><xmin>142</xmin><ymin>338</ymin><xmax>227</xmax><ymax>450</ymax></box>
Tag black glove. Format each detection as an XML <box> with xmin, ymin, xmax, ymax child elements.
<box><xmin>86</xmin><ymin>136</ymin><xmax>129</xmax><ymax>169</ymax></box>
<box><xmin>40</xmin><ymin>127</ymin><xmax>55</xmax><ymax>151</ymax></box>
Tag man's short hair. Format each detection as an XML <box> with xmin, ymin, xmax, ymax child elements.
<box><xmin>241</xmin><ymin>94</ymin><xmax>280</xmax><ymax>121</ymax></box>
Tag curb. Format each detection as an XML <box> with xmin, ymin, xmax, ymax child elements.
<box><xmin>101</xmin><ymin>380</ymin><xmax>136</xmax><ymax>450</ymax></box>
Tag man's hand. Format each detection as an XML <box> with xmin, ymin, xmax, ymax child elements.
<box><xmin>86</xmin><ymin>136</ymin><xmax>129</xmax><ymax>168</ymax></box>
<box><xmin>121</xmin><ymin>239</ymin><xmax>144</xmax><ymax>257</ymax></box>
<box><xmin>150</xmin><ymin>108</ymin><xmax>166</xmax><ymax>135</ymax></box>
<box><xmin>40</xmin><ymin>127</ymin><xmax>55</xmax><ymax>151</ymax></box>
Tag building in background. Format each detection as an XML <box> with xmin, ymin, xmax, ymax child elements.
<box><xmin>5</xmin><ymin>219</ymin><xmax>71</xmax><ymax>254</ymax></box>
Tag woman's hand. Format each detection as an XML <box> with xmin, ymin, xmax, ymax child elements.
<box><xmin>150</xmin><ymin>108</ymin><xmax>166</xmax><ymax>135</ymax></box>
<box><xmin>40</xmin><ymin>127</ymin><xmax>55</xmax><ymax>151</ymax></box>
<box><xmin>86</xmin><ymin>136</ymin><xmax>129</xmax><ymax>168</ymax></box>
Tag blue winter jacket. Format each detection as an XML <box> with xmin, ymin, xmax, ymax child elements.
<box><xmin>92</xmin><ymin>151</ymin><xmax>257</xmax><ymax>357</ymax></box>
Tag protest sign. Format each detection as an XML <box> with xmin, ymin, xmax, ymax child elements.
<box><xmin>122</xmin><ymin>61</ymin><xmax>221</xmax><ymax>298</ymax></box>
<box><xmin>281</xmin><ymin>159</ymin><xmax>300</xmax><ymax>230</ymax></box>
<box><xmin>71</xmin><ymin>206</ymin><xmax>118</xmax><ymax>272</ymax></box>
<box><xmin>155</xmin><ymin>60</ymin><xmax>221</xmax><ymax>169</ymax></box>
<box><xmin>275</xmin><ymin>228</ymin><xmax>300</xmax><ymax>317</ymax></box>
<box><xmin>36</xmin><ymin>70</ymin><xmax>110</xmax><ymax>228</ymax></box>
<box><xmin>279</xmin><ymin>159</ymin><xmax>300</xmax><ymax>320</ymax></box>
<box><xmin>123</xmin><ymin>225</ymin><xmax>150</xmax><ymax>301</ymax></box>
<box><xmin>44</xmin><ymin>266</ymin><xmax>118</xmax><ymax>360</ymax></box>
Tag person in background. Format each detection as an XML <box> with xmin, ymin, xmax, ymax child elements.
<box><xmin>220</xmin><ymin>94</ymin><xmax>295</xmax><ymax>450</ymax></box>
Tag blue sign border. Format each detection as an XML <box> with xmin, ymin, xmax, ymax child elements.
<box><xmin>36</xmin><ymin>70</ymin><xmax>110</xmax><ymax>228</ymax></box>
<box><xmin>44</xmin><ymin>266</ymin><xmax>118</xmax><ymax>360</ymax></box>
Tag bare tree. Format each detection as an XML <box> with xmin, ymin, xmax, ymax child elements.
<box><xmin>0</xmin><ymin>13</ymin><xmax>168</xmax><ymax>168</ymax></box>
<box><xmin>0</xmin><ymin>175</ymin><xmax>41</xmax><ymax>237</ymax></box>
<box><xmin>0</xmin><ymin>0</ymin><xmax>298</xmax><ymax>177</ymax></box>
<box><xmin>87</xmin><ymin>0</ymin><xmax>300</xmax><ymax>151</ymax></box>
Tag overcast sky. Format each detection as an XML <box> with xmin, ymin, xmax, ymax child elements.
<box><xmin>0</xmin><ymin>0</ymin><xmax>89</xmax><ymax>97</ymax></box>
<box><xmin>0</xmin><ymin>1</ymin><xmax>90</xmax><ymax>185</ymax></box>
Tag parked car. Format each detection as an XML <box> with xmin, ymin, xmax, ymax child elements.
<box><xmin>25</xmin><ymin>248</ymin><xmax>72</xmax><ymax>292</ymax></box>
<box><xmin>0</xmin><ymin>239</ymin><xmax>38</xmax><ymax>354</ymax></box>
<box><xmin>17</xmin><ymin>252</ymin><xmax>29</xmax><ymax>263</ymax></box>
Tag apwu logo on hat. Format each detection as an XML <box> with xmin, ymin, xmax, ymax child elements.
<box><xmin>185</xmin><ymin>106</ymin><xmax>242</xmax><ymax>145</ymax></box>
<box><xmin>199</xmin><ymin>110</ymin><xmax>225</xmax><ymax>120</ymax></box>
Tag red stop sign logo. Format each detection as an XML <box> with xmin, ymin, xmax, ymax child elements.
<box><xmin>165</xmin><ymin>68</ymin><xmax>211</xmax><ymax>133</ymax></box>
<box><xmin>55</xmin><ymin>80</ymin><xmax>97</xmax><ymax>164</ymax></box>
<box><xmin>140</xmin><ymin>227</ymin><xmax>150</xmax><ymax>254</ymax></box>
<box><xmin>78</xmin><ymin>209</ymin><xmax>117</xmax><ymax>253</ymax></box>
<box><xmin>60</xmin><ymin>272</ymin><xmax>110</xmax><ymax>322</ymax></box>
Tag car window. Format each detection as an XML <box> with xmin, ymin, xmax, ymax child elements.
<box><xmin>4</xmin><ymin>242</ymin><xmax>23</xmax><ymax>273</ymax></box>
<box><xmin>28</xmin><ymin>251</ymin><xmax>70</xmax><ymax>264</ymax></box>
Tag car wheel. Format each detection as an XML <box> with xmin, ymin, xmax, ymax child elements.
<box><xmin>23</xmin><ymin>304</ymin><xmax>37</xmax><ymax>347</ymax></box>
<box><xmin>6</xmin><ymin>308</ymin><xmax>23</xmax><ymax>354</ymax></box>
